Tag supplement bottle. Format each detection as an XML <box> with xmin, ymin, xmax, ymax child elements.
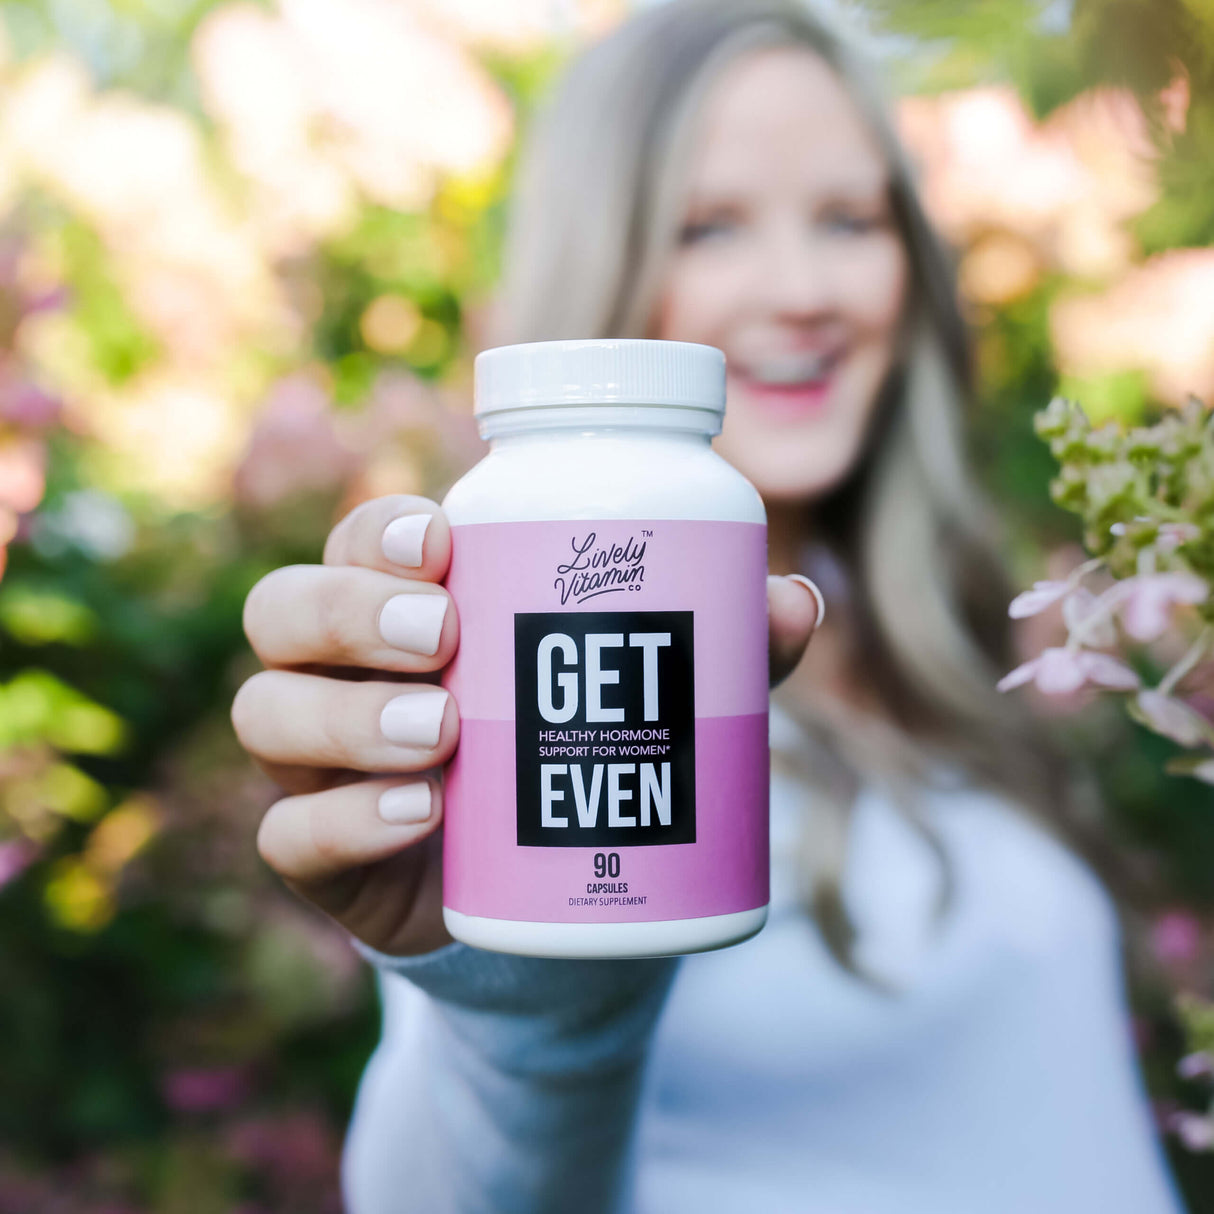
<box><xmin>441</xmin><ymin>338</ymin><xmax>769</xmax><ymax>958</ymax></box>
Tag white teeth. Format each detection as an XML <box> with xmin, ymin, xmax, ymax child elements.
<box><xmin>748</xmin><ymin>354</ymin><xmax>829</xmax><ymax>385</ymax></box>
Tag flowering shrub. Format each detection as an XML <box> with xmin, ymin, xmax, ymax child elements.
<box><xmin>1000</xmin><ymin>395</ymin><xmax>1214</xmax><ymax>782</ymax></box>
<box><xmin>1001</xmin><ymin>394</ymin><xmax>1214</xmax><ymax>1161</ymax></box>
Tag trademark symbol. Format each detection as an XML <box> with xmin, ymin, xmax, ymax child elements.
<box><xmin>642</xmin><ymin>529</ymin><xmax>653</xmax><ymax>537</ymax></box>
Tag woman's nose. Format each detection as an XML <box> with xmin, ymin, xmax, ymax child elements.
<box><xmin>750</xmin><ymin>222</ymin><xmax>837</xmax><ymax>320</ymax></box>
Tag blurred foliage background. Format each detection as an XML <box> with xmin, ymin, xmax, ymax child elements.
<box><xmin>0</xmin><ymin>0</ymin><xmax>1212</xmax><ymax>1209</ymax></box>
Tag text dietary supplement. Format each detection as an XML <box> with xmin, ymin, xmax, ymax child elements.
<box><xmin>441</xmin><ymin>339</ymin><xmax>769</xmax><ymax>958</ymax></box>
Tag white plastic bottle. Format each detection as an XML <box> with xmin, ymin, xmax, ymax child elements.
<box><xmin>440</xmin><ymin>338</ymin><xmax>769</xmax><ymax>959</ymax></box>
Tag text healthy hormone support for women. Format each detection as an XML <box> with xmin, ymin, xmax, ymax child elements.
<box><xmin>440</xmin><ymin>339</ymin><xmax>769</xmax><ymax>958</ymax></box>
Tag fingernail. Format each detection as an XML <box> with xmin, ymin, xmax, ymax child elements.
<box><xmin>382</xmin><ymin>513</ymin><xmax>432</xmax><ymax>568</ymax></box>
<box><xmin>379</xmin><ymin>594</ymin><xmax>448</xmax><ymax>656</ymax></box>
<box><xmin>380</xmin><ymin>688</ymin><xmax>449</xmax><ymax>748</ymax></box>
<box><xmin>787</xmin><ymin>574</ymin><xmax>826</xmax><ymax>628</ymax></box>
<box><xmin>378</xmin><ymin>781</ymin><xmax>433</xmax><ymax>825</ymax></box>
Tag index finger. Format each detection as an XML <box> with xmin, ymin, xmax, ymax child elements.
<box><xmin>324</xmin><ymin>494</ymin><xmax>451</xmax><ymax>583</ymax></box>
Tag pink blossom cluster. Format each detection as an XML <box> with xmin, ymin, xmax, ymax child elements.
<box><xmin>1000</xmin><ymin>555</ymin><xmax>1214</xmax><ymax>780</ymax></box>
<box><xmin>1002</xmin><ymin>396</ymin><xmax>1214</xmax><ymax>783</ymax></box>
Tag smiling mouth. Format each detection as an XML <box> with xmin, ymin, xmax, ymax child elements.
<box><xmin>736</xmin><ymin>349</ymin><xmax>842</xmax><ymax>388</ymax></box>
<box><xmin>742</xmin><ymin>354</ymin><xmax>830</xmax><ymax>381</ymax></box>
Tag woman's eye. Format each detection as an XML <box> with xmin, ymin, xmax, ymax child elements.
<box><xmin>677</xmin><ymin>217</ymin><xmax>736</xmax><ymax>245</ymax></box>
<box><xmin>821</xmin><ymin>210</ymin><xmax>885</xmax><ymax>236</ymax></box>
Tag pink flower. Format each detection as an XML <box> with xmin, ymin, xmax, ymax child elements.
<box><xmin>1169</xmin><ymin>1110</ymin><xmax>1214</xmax><ymax>1151</ymax></box>
<box><xmin>1062</xmin><ymin>586</ymin><xmax>1117</xmax><ymax>647</ymax></box>
<box><xmin>997</xmin><ymin>647</ymin><xmax>1140</xmax><ymax>694</ymax></box>
<box><xmin>1119</xmin><ymin>572</ymin><xmax>1208</xmax><ymax>641</ymax></box>
<box><xmin>234</xmin><ymin>374</ymin><xmax>357</xmax><ymax>510</ymax></box>
<box><xmin>1158</xmin><ymin>523</ymin><xmax>1201</xmax><ymax>552</ymax></box>
<box><xmin>162</xmin><ymin>1065</ymin><xmax>251</xmax><ymax>1114</ymax></box>
<box><xmin>0</xmin><ymin>439</ymin><xmax>46</xmax><ymax>514</ymax></box>
<box><xmin>0</xmin><ymin>839</ymin><xmax>37</xmax><ymax>890</ymax></box>
<box><xmin>1008</xmin><ymin>579</ymin><xmax>1073</xmax><ymax>618</ymax></box>
<box><xmin>1178</xmin><ymin>1052</ymin><xmax>1214</xmax><ymax>1081</ymax></box>
<box><xmin>1134</xmin><ymin>691</ymin><xmax>1214</xmax><ymax>747</ymax></box>
<box><xmin>1151</xmin><ymin>911</ymin><xmax>1202</xmax><ymax>965</ymax></box>
<box><xmin>0</xmin><ymin>378</ymin><xmax>61</xmax><ymax>430</ymax></box>
<box><xmin>223</xmin><ymin>1110</ymin><xmax>339</xmax><ymax>1190</ymax></box>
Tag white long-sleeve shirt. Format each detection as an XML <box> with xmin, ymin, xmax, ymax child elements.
<box><xmin>342</xmin><ymin>708</ymin><xmax>1185</xmax><ymax>1213</ymax></box>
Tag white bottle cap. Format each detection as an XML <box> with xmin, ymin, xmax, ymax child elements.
<box><xmin>474</xmin><ymin>339</ymin><xmax>725</xmax><ymax>417</ymax></box>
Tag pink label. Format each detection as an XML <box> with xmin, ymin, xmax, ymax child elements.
<box><xmin>442</xmin><ymin>519</ymin><xmax>769</xmax><ymax>924</ymax></box>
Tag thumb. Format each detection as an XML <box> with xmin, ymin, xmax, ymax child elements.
<box><xmin>768</xmin><ymin>574</ymin><xmax>823</xmax><ymax>687</ymax></box>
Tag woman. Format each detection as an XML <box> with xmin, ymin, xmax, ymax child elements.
<box><xmin>231</xmin><ymin>1</ymin><xmax>1185</xmax><ymax>1210</ymax></box>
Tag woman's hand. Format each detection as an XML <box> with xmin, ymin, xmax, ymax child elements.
<box><xmin>232</xmin><ymin>494</ymin><xmax>819</xmax><ymax>958</ymax></box>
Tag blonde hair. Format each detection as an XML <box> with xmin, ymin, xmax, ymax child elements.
<box><xmin>488</xmin><ymin>0</ymin><xmax>1110</xmax><ymax>971</ymax></box>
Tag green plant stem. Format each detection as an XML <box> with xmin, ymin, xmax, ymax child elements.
<box><xmin>1159</xmin><ymin>626</ymin><xmax>1214</xmax><ymax>698</ymax></box>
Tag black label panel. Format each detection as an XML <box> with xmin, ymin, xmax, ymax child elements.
<box><xmin>514</xmin><ymin>611</ymin><xmax>695</xmax><ymax>847</ymax></box>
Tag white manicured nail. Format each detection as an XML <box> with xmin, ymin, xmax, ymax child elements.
<box><xmin>382</xmin><ymin>514</ymin><xmax>432</xmax><ymax>567</ymax></box>
<box><xmin>378</xmin><ymin>782</ymin><xmax>433</xmax><ymax>824</ymax></box>
<box><xmin>380</xmin><ymin>689</ymin><xmax>448</xmax><ymax>748</ymax></box>
<box><xmin>787</xmin><ymin>574</ymin><xmax>826</xmax><ymax>628</ymax></box>
<box><xmin>379</xmin><ymin>594</ymin><xmax>448</xmax><ymax>656</ymax></box>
